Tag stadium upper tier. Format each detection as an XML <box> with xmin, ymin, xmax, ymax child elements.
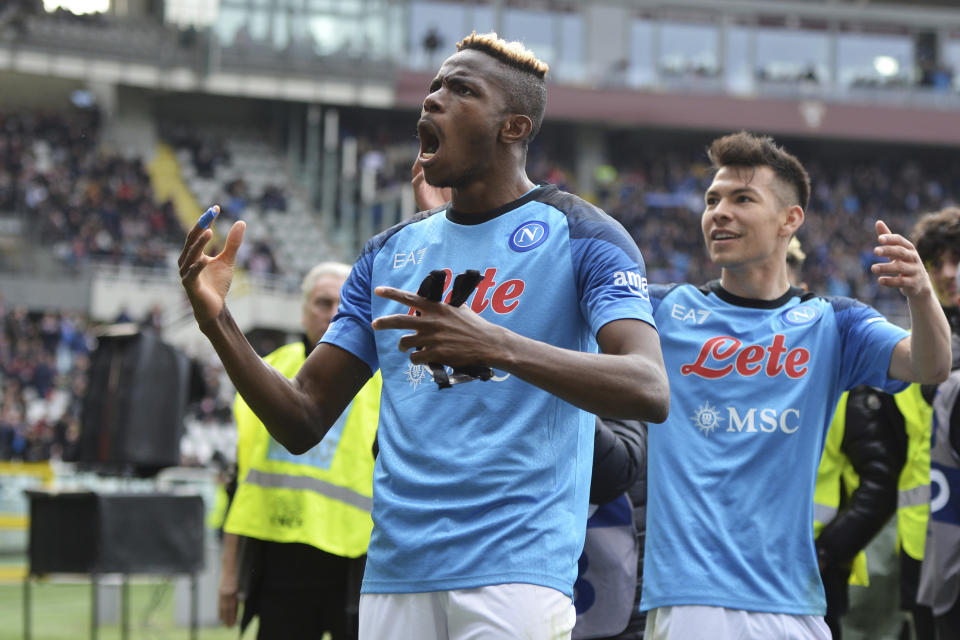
<box><xmin>2</xmin><ymin>97</ymin><xmax>956</xmax><ymax>331</ymax></box>
<box><xmin>3</xmin><ymin>1</ymin><xmax>960</xmax><ymax>143</ymax></box>
<box><xmin>0</xmin><ymin>110</ymin><xmax>182</xmax><ymax>271</ymax></box>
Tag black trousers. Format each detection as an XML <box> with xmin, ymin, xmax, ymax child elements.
<box><xmin>900</xmin><ymin>552</ymin><xmax>934</xmax><ymax>640</ymax></box>
<box><xmin>821</xmin><ymin>564</ymin><xmax>852</xmax><ymax>640</ymax></box>
<box><xmin>241</xmin><ymin>540</ymin><xmax>362</xmax><ymax>640</ymax></box>
<box><xmin>933</xmin><ymin>597</ymin><xmax>960</xmax><ymax>640</ymax></box>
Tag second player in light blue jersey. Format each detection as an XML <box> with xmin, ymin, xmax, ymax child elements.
<box><xmin>640</xmin><ymin>132</ymin><xmax>951</xmax><ymax>640</ymax></box>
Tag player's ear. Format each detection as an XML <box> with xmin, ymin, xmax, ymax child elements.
<box><xmin>500</xmin><ymin>114</ymin><xmax>533</xmax><ymax>146</ymax></box>
<box><xmin>781</xmin><ymin>204</ymin><xmax>804</xmax><ymax>237</ymax></box>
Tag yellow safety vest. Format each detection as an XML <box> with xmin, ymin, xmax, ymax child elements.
<box><xmin>224</xmin><ymin>341</ymin><xmax>381</xmax><ymax>558</ymax></box>
<box><xmin>813</xmin><ymin>392</ymin><xmax>870</xmax><ymax>586</ymax></box>
<box><xmin>893</xmin><ymin>383</ymin><xmax>932</xmax><ymax>561</ymax></box>
<box><xmin>206</xmin><ymin>483</ymin><xmax>230</xmax><ymax>531</ymax></box>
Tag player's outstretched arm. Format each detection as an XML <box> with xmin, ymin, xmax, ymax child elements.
<box><xmin>179</xmin><ymin>207</ymin><xmax>372</xmax><ymax>453</ymax></box>
<box><xmin>372</xmin><ymin>287</ymin><xmax>669</xmax><ymax>422</ymax></box>
<box><xmin>871</xmin><ymin>220</ymin><xmax>951</xmax><ymax>384</ymax></box>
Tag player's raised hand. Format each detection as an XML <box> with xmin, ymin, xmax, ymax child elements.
<box><xmin>871</xmin><ymin>220</ymin><xmax>931</xmax><ymax>299</ymax></box>
<box><xmin>412</xmin><ymin>157</ymin><xmax>451</xmax><ymax>211</ymax></box>
<box><xmin>178</xmin><ymin>206</ymin><xmax>246</xmax><ymax>324</ymax></box>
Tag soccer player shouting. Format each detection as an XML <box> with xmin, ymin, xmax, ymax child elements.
<box><xmin>640</xmin><ymin>132</ymin><xmax>950</xmax><ymax>640</ymax></box>
<box><xmin>179</xmin><ymin>33</ymin><xmax>668</xmax><ymax>640</ymax></box>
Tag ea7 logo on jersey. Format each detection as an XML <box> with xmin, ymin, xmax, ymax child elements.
<box><xmin>671</xmin><ymin>304</ymin><xmax>711</xmax><ymax>324</ymax></box>
<box><xmin>394</xmin><ymin>249</ymin><xmax>427</xmax><ymax>269</ymax></box>
<box><xmin>681</xmin><ymin>334</ymin><xmax>810</xmax><ymax>379</ymax></box>
<box><xmin>612</xmin><ymin>271</ymin><xmax>649</xmax><ymax>300</ymax></box>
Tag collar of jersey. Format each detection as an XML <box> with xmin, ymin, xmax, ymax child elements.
<box><xmin>446</xmin><ymin>184</ymin><xmax>552</xmax><ymax>226</ymax></box>
<box><xmin>704</xmin><ymin>279</ymin><xmax>806</xmax><ymax>309</ymax></box>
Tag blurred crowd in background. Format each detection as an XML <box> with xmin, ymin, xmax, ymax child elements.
<box><xmin>2</xmin><ymin>106</ymin><xmax>959</xmax><ymax>463</ymax></box>
<box><xmin>0</xmin><ymin>302</ymin><xmax>235</xmax><ymax>464</ymax></box>
<box><xmin>1</xmin><ymin>110</ymin><xmax>183</xmax><ymax>270</ymax></box>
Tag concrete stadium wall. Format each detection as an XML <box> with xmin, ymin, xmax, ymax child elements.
<box><xmin>87</xmin><ymin>267</ymin><xmax>302</xmax><ymax>350</ymax></box>
<box><xmin>0</xmin><ymin>273</ymin><xmax>91</xmax><ymax>312</ymax></box>
<box><xmin>0</xmin><ymin>71</ymin><xmax>84</xmax><ymax>109</ymax></box>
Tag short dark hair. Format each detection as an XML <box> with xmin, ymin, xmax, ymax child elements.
<box><xmin>457</xmin><ymin>32</ymin><xmax>548</xmax><ymax>143</ymax></box>
<box><xmin>707</xmin><ymin>132</ymin><xmax>811</xmax><ymax>211</ymax></box>
<box><xmin>912</xmin><ymin>207</ymin><xmax>960</xmax><ymax>265</ymax></box>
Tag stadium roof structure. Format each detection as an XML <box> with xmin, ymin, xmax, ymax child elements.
<box><xmin>3</xmin><ymin>0</ymin><xmax>960</xmax><ymax>145</ymax></box>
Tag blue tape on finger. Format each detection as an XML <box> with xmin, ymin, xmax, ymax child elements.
<box><xmin>197</xmin><ymin>207</ymin><xmax>217</xmax><ymax>229</ymax></box>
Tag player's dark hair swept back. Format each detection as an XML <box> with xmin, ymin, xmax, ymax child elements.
<box><xmin>912</xmin><ymin>207</ymin><xmax>960</xmax><ymax>265</ymax></box>
<box><xmin>707</xmin><ymin>131</ymin><xmax>811</xmax><ymax>212</ymax></box>
<box><xmin>457</xmin><ymin>31</ymin><xmax>548</xmax><ymax>144</ymax></box>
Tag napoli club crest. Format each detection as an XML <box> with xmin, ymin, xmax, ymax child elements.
<box><xmin>509</xmin><ymin>221</ymin><xmax>549</xmax><ymax>252</ymax></box>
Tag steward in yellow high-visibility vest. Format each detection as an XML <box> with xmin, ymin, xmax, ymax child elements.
<box><xmin>225</xmin><ymin>340</ymin><xmax>381</xmax><ymax>557</ymax></box>
<box><xmin>813</xmin><ymin>386</ymin><xmax>903</xmax><ymax>640</ymax></box>
<box><xmin>223</xmin><ymin>337</ymin><xmax>381</xmax><ymax>639</ymax></box>
<box><xmin>893</xmin><ymin>383</ymin><xmax>933</xmax><ymax>564</ymax></box>
<box><xmin>892</xmin><ymin>382</ymin><xmax>935</xmax><ymax>635</ymax></box>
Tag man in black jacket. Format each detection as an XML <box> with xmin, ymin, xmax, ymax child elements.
<box><xmin>814</xmin><ymin>386</ymin><xmax>906</xmax><ymax>640</ymax></box>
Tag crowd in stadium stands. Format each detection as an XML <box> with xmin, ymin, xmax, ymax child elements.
<box><xmin>5</xmin><ymin>106</ymin><xmax>960</xmax><ymax>464</ymax></box>
<box><xmin>216</xmin><ymin>178</ymin><xmax>282</xmax><ymax>277</ymax></box>
<box><xmin>0</xmin><ymin>301</ymin><xmax>90</xmax><ymax>461</ymax></box>
<box><xmin>7</xmin><ymin>104</ymin><xmax>960</xmax><ymax>318</ymax></box>
<box><xmin>1</xmin><ymin>111</ymin><xmax>285</xmax><ymax>277</ymax></box>
<box><xmin>317</xmin><ymin>119</ymin><xmax>960</xmax><ymax>320</ymax></box>
<box><xmin>162</xmin><ymin>124</ymin><xmax>232</xmax><ymax>181</ymax></box>
<box><xmin>523</xmin><ymin>135</ymin><xmax>960</xmax><ymax>320</ymax></box>
<box><xmin>294</xmin><ymin>123</ymin><xmax>960</xmax><ymax>320</ymax></box>
<box><xmin>0</xmin><ymin>300</ymin><xmax>235</xmax><ymax>463</ymax></box>
<box><xmin>0</xmin><ymin>110</ymin><xmax>184</xmax><ymax>270</ymax></box>
<box><xmin>4</xmin><ymin>103</ymin><xmax>947</xmax><ymax>317</ymax></box>
<box><xmin>163</xmin><ymin>124</ymin><xmax>284</xmax><ymax>277</ymax></box>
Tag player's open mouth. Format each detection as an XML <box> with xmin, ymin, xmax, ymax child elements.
<box><xmin>417</xmin><ymin>120</ymin><xmax>441</xmax><ymax>165</ymax></box>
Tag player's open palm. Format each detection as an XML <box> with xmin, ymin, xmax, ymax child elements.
<box><xmin>178</xmin><ymin>205</ymin><xmax>246</xmax><ymax>323</ymax></box>
<box><xmin>871</xmin><ymin>220</ymin><xmax>930</xmax><ymax>299</ymax></box>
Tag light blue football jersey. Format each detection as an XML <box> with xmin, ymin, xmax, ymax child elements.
<box><xmin>640</xmin><ymin>281</ymin><xmax>909</xmax><ymax>615</ymax></box>
<box><xmin>321</xmin><ymin>185</ymin><xmax>656</xmax><ymax>597</ymax></box>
